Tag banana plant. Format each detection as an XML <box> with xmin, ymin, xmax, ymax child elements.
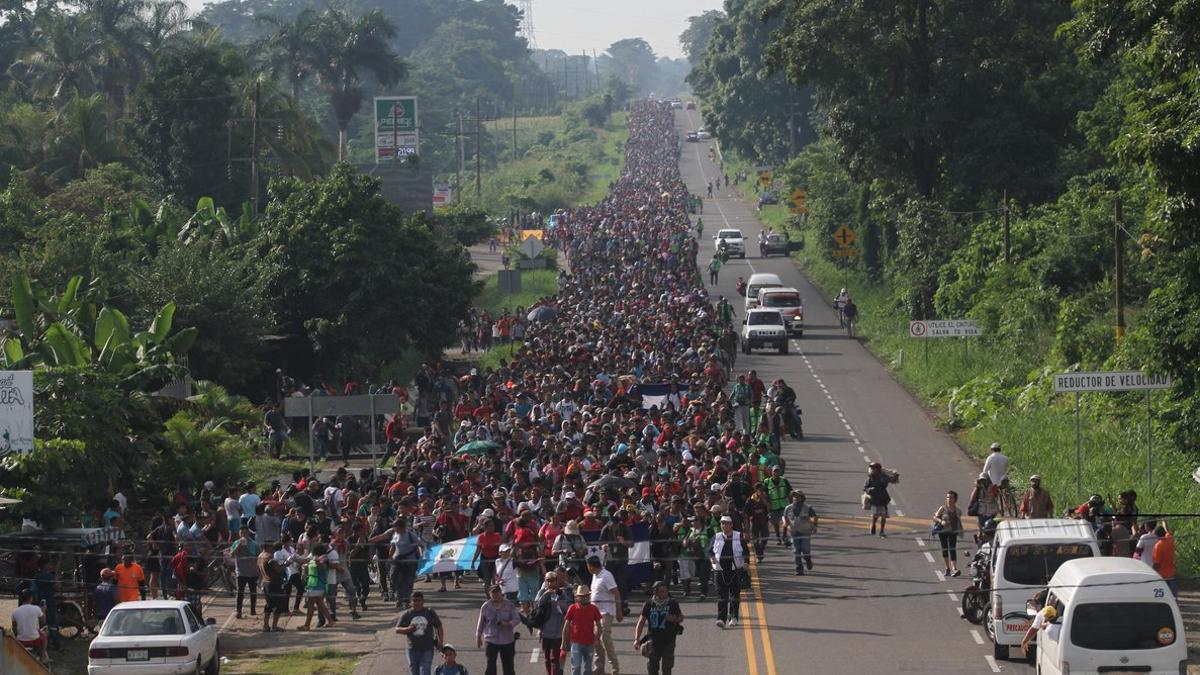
<box><xmin>177</xmin><ymin>197</ymin><xmax>257</xmax><ymax>245</ymax></box>
<box><xmin>1</xmin><ymin>273</ymin><xmax>198</xmax><ymax>381</ymax></box>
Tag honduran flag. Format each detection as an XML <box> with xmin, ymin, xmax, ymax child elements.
<box><xmin>418</xmin><ymin>536</ymin><xmax>479</xmax><ymax>576</ymax></box>
<box><xmin>627</xmin><ymin>520</ymin><xmax>653</xmax><ymax>587</ymax></box>
<box><xmin>637</xmin><ymin>383</ymin><xmax>691</xmax><ymax>411</ymax></box>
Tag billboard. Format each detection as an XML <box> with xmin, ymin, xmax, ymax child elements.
<box><xmin>0</xmin><ymin>370</ymin><xmax>33</xmax><ymax>456</ymax></box>
<box><xmin>374</xmin><ymin>96</ymin><xmax>419</xmax><ymax>162</ymax></box>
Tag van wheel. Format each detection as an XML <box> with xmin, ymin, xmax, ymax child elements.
<box><xmin>992</xmin><ymin>640</ymin><xmax>1006</xmax><ymax>661</ymax></box>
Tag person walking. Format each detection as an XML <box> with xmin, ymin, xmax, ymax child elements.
<box><xmin>967</xmin><ymin>475</ymin><xmax>1001</xmax><ymax>530</ymax></box>
<box><xmin>298</xmin><ymin>544</ymin><xmax>334</xmax><ymax>631</ymax></box>
<box><xmin>476</xmin><ymin>584</ymin><xmax>520</xmax><ymax>675</ymax></box>
<box><xmin>397</xmin><ymin>591</ymin><xmax>444</xmax><ymax>675</ymax></box>
<box><xmin>731</xmin><ymin>375</ymin><xmax>751</xmax><ymax>434</ymax></box>
<box><xmin>1152</xmin><ymin>523</ymin><xmax>1177</xmax><ymax>597</ymax></box>
<box><xmin>562</xmin><ymin>585</ymin><xmax>603</xmax><ymax>675</ymax></box>
<box><xmin>230</xmin><ymin>528</ymin><xmax>260</xmax><ymax>618</ymax></box>
<box><xmin>933</xmin><ymin>491</ymin><xmax>964</xmax><ymax>577</ymax></box>
<box><xmin>257</xmin><ymin>542</ymin><xmax>286</xmax><ymax>632</ymax></box>
<box><xmin>1018</xmin><ymin>475</ymin><xmax>1054</xmax><ymax>519</ymax></box>
<box><xmin>372</xmin><ymin>518</ymin><xmax>423</xmax><ymax>610</ymax></box>
<box><xmin>863</xmin><ymin>463</ymin><xmax>892</xmax><ymax>537</ymax></box>
<box><xmin>533</xmin><ymin>570</ymin><xmax>573</xmax><ymax>675</ymax></box>
<box><xmin>782</xmin><ymin>490</ymin><xmax>818</xmax><ymax>575</ymax></box>
<box><xmin>634</xmin><ymin>581</ymin><xmax>683</xmax><ymax>675</ymax></box>
<box><xmin>94</xmin><ymin>568</ymin><xmax>119</xmax><ymax>622</ymax></box>
<box><xmin>709</xmin><ymin>515</ymin><xmax>746</xmax><ymax>627</ymax></box>
<box><xmin>707</xmin><ymin>256</ymin><xmax>721</xmax><ymax>285</ymax></box>
<box><xmin>763</xmin><ymin>467</ymin><xmax>792</xmax><ymax>546</ymax></box>
<box><xmin>586</xmin><ymin>556</ymin><xmax>622</xmax><ymax>675</ymax></box>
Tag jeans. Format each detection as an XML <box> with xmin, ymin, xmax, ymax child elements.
<box><xmin>570</xmin><ymin>643</ymin><xmax>594</xmax><ymax>675</ymax></box>
<box><xmin>391</xmin><ymin>559</ymin><xmax>417</xmax><ymax>605</ymax></box>
<box><xmin>405</xmin><ymin>647</ymin><xmax>433</xmax><ymax>675</ymax></box>
<box><xmin>647</xmin><ymin>640</ymin><xmax>676</xmax><ymax>675</ymax></box>
<box><xmin>792</xmin><ymin>534</ymin><xmax>812</xmax><ymax>572</ymax></box>
<box><xmin>236</xmin><ymin>575</ymin><xmax>258</xmax><ymax>615</ymax></box>
<box><xmin>485</xmin><ymin>641</ymin><xmax>516</xmax><ymax>675</ymax></box>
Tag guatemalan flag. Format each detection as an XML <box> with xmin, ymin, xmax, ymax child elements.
<box><xmin>418</xmin><ymin>536</ymin><xmax>479</xmax><ymax>576</ymax></box>
<box><xmin>627</xmin><ymin>520</ymin><xmax>653</xmax><ymax>587</ymax></box>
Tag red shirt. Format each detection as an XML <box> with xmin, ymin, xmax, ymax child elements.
<box><xmin>565</xmin><ymin>602</ymin><xmax>602</xmax><ymax>645</ymax></box>
<box><xmin>477</xmin><ymin>531</ymin><xmax>502</xmax><ymax>558</ymax></box>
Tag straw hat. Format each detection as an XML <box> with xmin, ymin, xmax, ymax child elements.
<box><xmin>574</xmin><ymin>585</ymin><xmax>591</xmax><ymax>597</ymax></box>
<box><xmin>563</xmin><ymin>519</ymin><xmax>581</xmax><ymax>535</ymax></box>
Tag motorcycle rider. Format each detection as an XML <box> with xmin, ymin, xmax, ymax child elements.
<box><xmin>768</xmin><ymin>379</ymin><xmax>802</xmax><ymax>440</ymax></box>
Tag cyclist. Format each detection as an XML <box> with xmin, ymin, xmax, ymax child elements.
<box><xmin>833</xmin><ymin>288</ymin><xmax>849</xmax><ymax>327</ymax></box>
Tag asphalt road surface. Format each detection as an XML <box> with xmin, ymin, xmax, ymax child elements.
<box><xmin>359</xmin><ymin>110</ymin><xmax>1034</xmax><ymax>675</ymax></box>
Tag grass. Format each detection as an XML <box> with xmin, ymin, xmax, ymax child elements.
<box><xmin>725</xmin><ymin>158</ymin><xmax>1200</xmax><ymax>572</ymax></box>
<box><xmin>244</xmin><ymin>455</ymin><xmax>307</xmax><ymax>482</ymax></box>
<box><xmin>225</xmin><ymin>648</ymin><xmax>360</xmax><ymax>675</ymax></box>
<box><xmin>474</xmin><ymin>268</ymin><xmax>559</xmax><ymax>315</ymax></box>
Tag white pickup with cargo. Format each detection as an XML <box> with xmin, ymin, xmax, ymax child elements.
<box><xmin>1037</xmin><ymin>557</ymin><xmax>1186</xmax><ymax>675</ymax></box>
<box><xmin>986</xmin><ymin>519</ymin><xmax>1100</xmax><ymax>661</ymax></box>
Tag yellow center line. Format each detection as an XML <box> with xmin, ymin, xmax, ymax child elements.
<box><xmin>741</xmin><ymin>566</ymin><xmax>760</xmax><ymax>675</ymax></box>
<box><xmin>749</xmin><ymin>556</ymin><xmax>778</xmax><ymax>675</ymax></box>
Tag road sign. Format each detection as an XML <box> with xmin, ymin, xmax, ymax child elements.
<box><xmin>283</xmin><ymin>395</ymin><xmax>401</xmax><ymax>418</ymax></box>
<box><xmin>833</xmin><ymin>225</ymin><xmax>856</xmax><ymax>247</ymax></box>
<box><xmin>1053</xmin><ymin>371</ymin><xmax>1172</xmax><ymax>393</ymax></box>
<box><xmin>831</xmin><ymin>248</ymin><xmax>860</xmax><ymax>257</ymax></box>
<box><xmin>908</xmin><ymin>320</ymin><xmax>981</xmax><ymax>338</ymax></box>
<box><xmin>789</xmin><ymin>188</ymin><xmax>807</xmax><ymax>214</ymax></box>
<box><xmin>0</xmin><ymin>370</ymin><xmax>33</xmax><ymax>457</ymax></box>
<box><xmin>432</xmin><ymin>183</ymin><xmax>452</xmax><ymax>206</ymax></box>
<box><xmin>374</xmin><ymin>96</ymin><xmax>419</xmax><ymax>163</ymax></box>
<box><xmin>519</xmin><ymin>236</ymin><xmax>545</xmax><ymax>258</ymax></box>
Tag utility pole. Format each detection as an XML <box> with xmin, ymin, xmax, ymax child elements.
<box><xmin>475</xmin><ymin>96</ymin><xmax>482</xmax><ymax>200</ymax></box>
<box><xmin>582</xmin><ymin>50</ymin><xmax>590</xmax><ymax>95</ymax></box>
<box><xmin>456</xmin><ymin>112</ymin><xmax>464</xmax><ymax>204</ymax></box>
<box><xmin>593</xmin><ymin>49</ymin><xmax>600</xmax><ymax>84</ymax></box>
<box><xmin>512</xmin><ymin>80</ymin><xmax>518</xmax><ymax>162</ymax></box>
<box><xmin>1115</xmin><ymin>195</ymin><xmax>1125</xmax><ymax>340</ymax></box>
<box><xmin>1003</xmin><ymin>188</ymin><xmax>1010</xmax><ymax>265</ymax></box>
<box><xmin>250</xmin><ymin>80</ymin><xmax>260</xmax><ymax>215</ymax></box>
<box><xmin>787</xmin><ymin>91</ymin><xmax>796</xmax><ymax>159</ymax></box>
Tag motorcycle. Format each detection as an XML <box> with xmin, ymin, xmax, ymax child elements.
<box><xmin>960</xmin><ymin>544</ymin><xmax>991</xmax><ymax>624</ymax></box>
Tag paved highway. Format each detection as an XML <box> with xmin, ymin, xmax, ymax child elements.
<box><xmin>359</xmin><ymin>110</ymin><xmax>1034</xmax><ymax>675</ymax></box>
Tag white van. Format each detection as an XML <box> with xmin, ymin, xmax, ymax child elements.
<box><xmin>1037</xmin><ymin>557</ymin><xmax>1186</xmax><ymax>675</ymax></box>
<box><xmin>743</xmin><ymin>273</ymin><xmax>782</xmax><ymax>311</ymax></box>
<box><xmin>987</xmin><ymin>519</ymin><xmax>1100</xmax><ymax>660</ymax></box>
<box><xmin>758</xmin><ymin>287</ymin><xmax>803</xmax><ymax>336</ymax></box>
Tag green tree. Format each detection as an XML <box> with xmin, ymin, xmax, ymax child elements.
<box><xmin>255</xmin><ymin>8</ymin><xmax>319</xmax><ymax>101</ymax></box>
<box><xmin>41</xmin><ymin>94</ymin><xmax>123</xmax><ymax>181</ymax></box>
<box><xmin>128</xmin><ymin>39</ymin><xmax>246</xmax><ymax>208</ymax></box>
<box><xmin>8</xmin><ymin>13</ymin><xmax>102</xmax><ymax>105</ymax></box>
<box><xmin>256</xmin><ymin>164</ymin><xmax>478</xmax><ymax>379</ymax></box>
<box><xmin>605</xmin><ymin>38</ymin><xmax>656</xmax><ymax>95</ymax></box>
<box><xmin>679</xmin><ymin>10</ymin><xmax>723</xmax><ymax>66</ymax></box>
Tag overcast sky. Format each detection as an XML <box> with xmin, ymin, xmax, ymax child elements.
<box><xmin>186</xmin><ymin>0</ymin><xmax>724</xmax><ymax>59</ymax></box>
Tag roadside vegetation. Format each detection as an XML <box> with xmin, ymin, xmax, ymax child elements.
<box><xmin>687</xmin><ymin>0</ymin><xmax>1200</xmax><ymax>570</ymax></box>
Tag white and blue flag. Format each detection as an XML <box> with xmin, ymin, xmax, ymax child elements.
<box><xmin>418</xmin><ymin>536</ymin><xmax>479</xmax><ymax>576</ymax></box>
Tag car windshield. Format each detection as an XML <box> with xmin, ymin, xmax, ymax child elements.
<box><xmin>718</xmin><ymin>230</ymin><xmax>741</xmax><ymax>239</ymax></box>
<box><xmin>762</xmin><ymin>293</ymin><xmax>801</xmax><ymax>308</ymax></box>
<box><xmin>1070</xmin><ymin>602</ymin><xmax>1176</xmax><ymax>651</ymax></box>
<box><xmin>1001</xmin><ymin>544</ymin><xmax>1094</xmax><ymax>585</ymax></box>
<box><xmin>748</xmin><ymin>312</ymin><xmax>782</xmax><ymax>326</ymax></box>
<box><xmin>102</xmin><ymin>608</ymin><xmax>186</xmax><ymax>636</ymax></box>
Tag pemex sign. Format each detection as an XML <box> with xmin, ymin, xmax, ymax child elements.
<box><xmin>374</xmin><ymin>96</ymin><xmax>419</xmax><ymax>162</ymax></box>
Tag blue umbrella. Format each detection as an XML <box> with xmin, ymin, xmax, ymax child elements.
<box><xmin>527</xmin><ymin>306</ymin><xmax>559</xmax><ymax>322</ymax></box>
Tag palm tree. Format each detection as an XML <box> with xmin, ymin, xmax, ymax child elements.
<box><xmin>140</xmin><ymin>0</ymin><xmax>190</xmax><ymax>68</ymax></box>
<box><xmin>256</xmin><ymin>8</ymin><xmax>320</xmax><ymax>102</ymax></box>
<box><xmin>7</xmin><ymin>13</ymin><xmax>103</xmax><ymax>104</ymax></box>
<box><xmin>79</xmin><ymin>0</ymin><xmax>152</xmax><ymax>116</ymax></box>
<box><xmin>309</xmin><ymin>7</ymin><xmax>407</xmax><ymax>161</ymax></box>
<box><xmin>41</xmin><ymin>93</ymin><xmax>123</xmax><ymax>181</ymax></box>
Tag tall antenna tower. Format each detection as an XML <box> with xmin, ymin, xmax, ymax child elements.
<box><xmin>517</xmin><ymin>0</ymin><xmax>537</xmax><ymax>49</ymax></box>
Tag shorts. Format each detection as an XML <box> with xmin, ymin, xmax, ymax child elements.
<box><xmin>517</xmin><ymin>571</ymin><xmax>541</xmax><ymax>603</ymax></box>
<box><xmin>19</xmin><ymin>634</ymin><xmax>46</xmax><ymax>650</ymax></box>
<box><xmin>871</xmin><ymin>504</ymin><xmax>889</xmax><ymax>517</ymax></box>
<box><xmin>305</xmin><ymin>588</ymin><xmax>326</xmax><ymax>600</ymax></box>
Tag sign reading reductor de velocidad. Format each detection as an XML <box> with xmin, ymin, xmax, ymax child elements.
<box><xmin>1053</xmin><ymin>371</ymin><xmax>1173</xmax><ymax>393</ymax></box>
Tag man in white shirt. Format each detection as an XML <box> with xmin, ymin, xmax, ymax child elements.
<box><xmin>224</xmin><ymin>488</ymin><xmax>244</xmax><ymax>535</ymax></box>
<box><xmin>982</xmin><ymin>442</ymin><xmax>1009</xmax><ymax>488</ymax></box>
<box><xmin>12</xmin><ymin>589</ymin><xmax>48</xmax><ymax>663</ymax></box>
<box><xmin>587</xmin><ymin>555</ymin><xmax>622</xmax><ymax>675</ymax></box>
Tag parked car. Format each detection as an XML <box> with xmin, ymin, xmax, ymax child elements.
<box><xmin>758</xmin><ymin>190</ymin><xmax>779</xmax><ymax>206</ymax></box>
<box><xmin>713</xmin><ymin>228</ymin><xmax>746</xmax><ymax>258</ymax></box>
<box><xmin>670</xmin><ymin>100</ymin><xmax>683</xmax><ymax>109</ymax></box>
<box><xmin>686</xmin><ymin>101</ymin><xmax>696</xmax><ymax>110</ymax></box>
<box><xmin>696</xmin><ymin>129</ymin><xmax>712</xmax><ymax>140</ymax></box>
<box><xmin>760</xmin><ymin>232</ymin><xmax>792</xmax><ymax>257</ymax></box>
<box><xmin>742</xmin><ymin>308</ymin><xmax>789</xmax><ymax>355</ymax></box>
<box><xmin>88</xmin><ymin>600</ymin><xmax>220</xmax><ymax>675</ymax></box>
<box><xmin>685</xmin><ymin>131</ymin><xmax>699</xmax><ymax>143</ymax></box>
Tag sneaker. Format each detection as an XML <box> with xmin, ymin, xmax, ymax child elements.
<box><xmin>951</xmin><ymin>569</ymin><xmax>962</xmax><ymax>578</ymax></box>
<box><xmin>794</xmin><ymin>570</ymin><xmax>802</xmax><ymax>576</ymax></box>
<box><xmin>727</xmin><ymin>617</ymin><xmax>739</xmax><ymax>627</ymax></box>
<box><xmin>805</xmin><ymin>558</ymin><xmax>813</xmax><ymax>571</ymax></box>
<box><xmin>716</xmin><ymin>618</ymin><xmax>725</xmax><ymax>628</ymax></box>
<box><xmin>879</xmin><ymin>532</ymin><xmax>887</xmax><ymax>538</ymax></box>
<box><xmin>944</xmin><ymin>568</ymin><xmax>952</xmax><ymax>577</ymax></box>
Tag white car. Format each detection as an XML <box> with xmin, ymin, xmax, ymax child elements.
<box><xmin>696</xmin><ymin>128</ymin><xmax>712</xmax><ymax>140</ymax></box>
<box><xmin>713</xmin><ymin>228</ymin><xmax>745</xmax><ymax>258</ymax></box>
<box><xmin>88</xmin><ymin>600</ymin><xmax>220</xmax><ymax>675</ymax></box>
<box><xmin>741</xmin><ymin>308</ymin><xmax>789</xmax><ymax>355</ymax></box>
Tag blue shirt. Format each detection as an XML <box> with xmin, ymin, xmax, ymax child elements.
<box><xmin>435</xmin><ymin>665</ymin><xmax>468</xmax><ymax>675</ymax></box>
<box><xmin>95</xmin><ymin>582</ymin><xmax>118</xmax><ymax>619</ymax></box>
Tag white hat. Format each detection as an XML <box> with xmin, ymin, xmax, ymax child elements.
<box><xmin>203</xmin><ymin>480</ymin><xmax>215</xmax><ymax>490</ymax></box>
<box><xmin>482</xmin><ymin>508</ymin><xmax>495</xmax><ymax>518</ymax></box>
<box><xmin>710</xmin><ymin>483</ymin><xmax>722</xmax><ymax>493</ymax></box>
<box><xmin>499</xmin><ymin>543</ymin><xmax>512</xmax><ymax>552</ymax></box>
<box><xmin>720</xmin><ymin>515</ymin><xmax>733</xmax><ymax>523</ymax></box>
<box><xmin>564</xmin><ymin>491</ymin><xmax>576</xmax><ymax>500</ymax></box>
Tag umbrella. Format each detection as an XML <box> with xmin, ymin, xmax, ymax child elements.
<box><xmin>588</xmin><ymin>474</ymin><xmax>634</xmax><ymax>491</ymax></box>
<box><xmin>527</xmin><ymin>306</ymin><xmax>559</xmax><ymax>322</ymax></box>
<box><xmin>456</xmin><ymin>440</ymin><xmax>501</xmax><ymax>456</ymax></box>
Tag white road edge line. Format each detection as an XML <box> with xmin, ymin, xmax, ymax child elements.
<box><xmin>923</xmin><ymin>551</ymin><xmax>935</xmax><ymax>563</ymax></box>
<box><xmin>915</xmin><ymin>537</ymin><xmax>925</xmax><ymax>547</ymax></box>
<box><xmin>530</xmin><ymin>647</ymin><xmax>539</xmax><ymax>663</ymax></box>
<box><xmin>857</xmin><ymin>448</ymin><xmax>865</xmax><ymax>454</ymax></box>
<box><xmin>862</xmin><ymin>456</ymin><xmax>871</xmax><ymax>463</ymax></box>
<box><xmin>934</xmin><ymin>570</ymin><xmax>946</xmax><ymax>582</ymax></box>
<box><xmin>984</xmin><ymin>655</ymin><xmax>1002</xmax><ymax>673</ymax></box>
<box><xmin>895</xmin><ymin>509</ymin><xmax>905</xmax><ymax>517</ymax></box>
<box><xmin>947</xmin><ymin>591</ymin><xmax>959</xmax><ymax>603</ymax></box>
<box><xmin>971</xmin><ymin>629</ymin><xmax>984</xmax><ymax>645</ymax></box>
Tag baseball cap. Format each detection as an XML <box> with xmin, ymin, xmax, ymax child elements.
<box><xmin>720</xmin><ymin>515</ymin><xmax>733</xmax><ymax>523</ymax></box>
<box><xmin>441</xmin><ymin>644</ymin><xmax>457</xmax><ymax>654</ymax></box>
<box><xmin>564</xmin><ymin>491</ymin><xmax>576</xmax><ymax>499</ymax></box>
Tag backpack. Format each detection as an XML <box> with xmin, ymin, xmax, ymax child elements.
<box><xmin>525</xmin><ymin>598</ymin><xmax>553</xmax><ymax>629</ymax></box>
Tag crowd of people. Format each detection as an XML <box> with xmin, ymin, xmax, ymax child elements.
<box><xmin>8</xmin><ymin>101</ymin><xmax>820</xmax><ymax>675</ymax></box>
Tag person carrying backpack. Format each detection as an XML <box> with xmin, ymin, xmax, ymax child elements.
<box><xmin>531</xmin><ymin>571</ymin><xmax>573</xmax><ymax>675</ymax></box>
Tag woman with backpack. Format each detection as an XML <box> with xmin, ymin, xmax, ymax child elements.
<box><xmin>531</xmin><ymin>570</ymin><xmax>573</xmax><ymax>675</ymax></box>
